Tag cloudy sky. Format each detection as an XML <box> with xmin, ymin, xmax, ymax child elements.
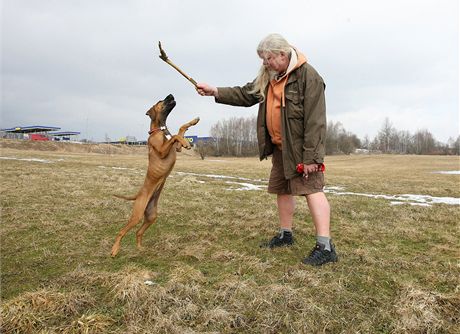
<box><xmin>2</xmin><ymin>0</ymin><xmax>458</xmax><ymax>143</ymax></box>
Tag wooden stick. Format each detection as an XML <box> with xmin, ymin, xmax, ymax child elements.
<box><xmin>158</xmin><ymin>41</ymin><xmax>197</xmax><ymax>87</ymax></box>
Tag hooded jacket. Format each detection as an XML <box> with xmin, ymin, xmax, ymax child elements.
<box><xmin>266</xmin><ymin>48</ymin><xmax>307</xmax><ymax>147</ymax></box>
<box><xmin>215</xmin><ymin>50</ymin><xmax>326</xmax><ymax>180</ymax></box>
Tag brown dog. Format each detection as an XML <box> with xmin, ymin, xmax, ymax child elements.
<box><xmin>111</xmin><ymin>94</ymin><xmax>199</xmax><ymax>257</ymax></box>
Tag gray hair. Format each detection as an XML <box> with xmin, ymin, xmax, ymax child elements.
<box><xmin>250</xmin><ymin>34</ymin><xmax>292</xmax><ymax>101</ymax></box>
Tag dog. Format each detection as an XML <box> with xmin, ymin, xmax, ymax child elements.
<box><xmin>110</xmin><ymin>94</ymin><xmax>199</xmax><ymax>257</ymax></box>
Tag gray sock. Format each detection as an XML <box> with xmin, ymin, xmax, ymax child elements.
<box><xmin>280</xmin><ymin>228</ymin><xmax>292</xmax><ymax>238</ymax></box>
<box><xmin>316</xmin><ymin>235</ymin><xmax>331</xmax><ymax>251</ymax></box>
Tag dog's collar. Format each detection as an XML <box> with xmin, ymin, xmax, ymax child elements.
<box><xmin>148</xmin><ymin>126</ymin><xmax>167</xmax><ymax>135</ymax></box>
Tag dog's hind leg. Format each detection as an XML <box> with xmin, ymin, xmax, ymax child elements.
<box><xmin>110</xmin><ymin>187</ymin><xmax>154</xmax><ymax>257</ymax></box>
<box><xmin>136</xmin><ymin>181</ymin><xmax>165</xmax><ymax>250</ymax></box>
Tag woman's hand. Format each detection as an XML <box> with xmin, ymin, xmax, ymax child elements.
<box><xmin>302</xmin><ymin>164</ymin><xmax>319</xmax><ymax>179</ymax></box>
<box><xmin>196</xmin><ymin>83</ymin><xmax>218</xmax><ymax>97</ymax></box>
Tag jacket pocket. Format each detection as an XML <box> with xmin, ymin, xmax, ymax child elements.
<box><xmin>285</xmin><ymin>91</ymin><xmax>304</xmax><ymax>119</ymax></box>
<box><xmin>285</xmin><ymin>90</ymin><xmax>300</xmax><ymax>104</ymax></box>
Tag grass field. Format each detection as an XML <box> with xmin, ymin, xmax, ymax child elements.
<box><xmin>1</xmin><ymin>143</ymin><xmax>459</xmax><ymax>333</ymax></box>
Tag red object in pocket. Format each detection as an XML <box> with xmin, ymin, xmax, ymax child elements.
<box><xmin>296</xmin><ymin>163</ymin><xmax>304</xmax><ymax>173</ymax></box>
<box><xmin>296</xmin><ymin>163</ymin><xmax>325</xmax><ymax>174</ymax></box>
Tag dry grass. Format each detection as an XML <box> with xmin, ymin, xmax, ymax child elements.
<box><xmin>0</xmin><ymin>289</ymin><xmax>99</xmax><ymax>333</ymax></box>
<box><xmin>393</xmin><ymin>285</ymin><xmax>460</xmax><ymax>333</ymax></box>
<box><xmin>1</xmin><ymin>140</ymin><xmax>459</xmax><ymax>333</ymax></box>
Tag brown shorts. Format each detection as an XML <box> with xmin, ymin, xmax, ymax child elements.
<box><xmin>267</xmin><ymin>147</ymin><xmax>324</xmax><ymax>196</ymax></box>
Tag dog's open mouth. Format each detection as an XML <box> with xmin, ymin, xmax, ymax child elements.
<box><xmin>163</xmin><ymin>94</ymin><xmax>176</xmax><ymax>111</ymax></box>
<box><xmin>159</xmin><ymin>94</ymin><xmax>176</xmax><ymax>127</ymax></box>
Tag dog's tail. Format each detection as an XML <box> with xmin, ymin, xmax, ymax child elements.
<box><xmin>113</xmin><ymin>193</ymin><xmax>138</xmax><ymax>201</ymax></box>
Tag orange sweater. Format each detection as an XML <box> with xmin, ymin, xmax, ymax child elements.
<box><xmin>266</xmin><ymin>48</ymin><xmax>307</xmax><ymax>147</ymax></box>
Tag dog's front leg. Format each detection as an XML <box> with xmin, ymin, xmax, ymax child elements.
<box><xmin>155</xmin><ymin>135</ymin><xmax>190</xmax><ymax>158</ymax></box>
<box><xmin>178</xmin><ymin>118</ymin><xmax>200</xmax><ymax>137</ymax></box>
<box><xmin>175</xmin><ymin>117</ymin><xmax>200</xmax><ymax>152</ymax></box>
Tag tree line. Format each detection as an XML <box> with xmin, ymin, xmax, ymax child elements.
<box><xmin>363</xmin><ymin>117</ymin><xmax>459</xmax><ymax>155</ymax></box>
<box><xmin>196</xmin><ymin>116</ymin><xmax>459</xmax><ymax>158</ymax></box>
<box><xmin>196</xmin><ymin>116</ymin><xmax>258</xmax><ymax>158</ymax></box>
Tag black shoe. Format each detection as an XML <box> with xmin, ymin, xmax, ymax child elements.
<box><xmin>302</xmin><ymin>242</ymin><xmax>338</xmax><ymax>266</ymax></box>
<box><xmin>260</xmin><ymin>231</ymin><xmax>294</xmax><ymax>249</ymax></box>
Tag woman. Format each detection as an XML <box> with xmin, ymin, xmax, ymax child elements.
<box><xmin>196</xmin><ymin>33</ymin><xmax>338</xmax><ymax>266</ymax></box>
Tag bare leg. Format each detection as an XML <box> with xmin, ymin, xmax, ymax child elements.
<box><xmin>306</xmin><ymin>192</ymin><xmax>330</xmax><ymax>237</ymax></box>
<box><xmin>277</xmin><ymin>194</ymin><xmax>295</xmax><ymax>230</ymax></box>
<box><xmin>302</xmin><ymin>192</ymin><xmax>337</xmax><ymax>265</ymax></box>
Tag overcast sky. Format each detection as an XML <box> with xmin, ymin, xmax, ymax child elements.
<box><xmin>1</xmin><ymin>0</ymin><xmax>458</xmax><ymax>143</ymax></box>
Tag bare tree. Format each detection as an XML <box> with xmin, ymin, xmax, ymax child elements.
<box><xmin>210</xmin><ymin>123</ymin><xmax>221</xmax><ymax>155</ymax></box>
<box><xmin>195</xmin><ymin>139</ymin><xmax>214</xmax><ymax>160</ymax></box>
<box><xmin>447</xmin><ymin>136</ymin><xmax>460</xmax><ymax>155</ymax></box>
<box><xmin>396</xmin><ymin>130</ymin><xmax>412</xmax><ymax>154</ymax></box>
<box><xmin>362</xmin><ymin>135</ymin><xmax>371</xmax><ymax>150</ymax></box>
<box><xmin>412</xmin><ymin>129</ymin><xmax>436</xmax><ymax>154</ymax></box>
<box><xmin>377</xmin><ymin>117</ymin><xmax>396</xmax><ymax>153</ymax></box>
<box><xmin>208</xmin><ymin>116</ymin><xmax>258</xmax><ymax>157</ymax></box>
<box><xmin>454</xmin><ymin>136</ymin><xmax>460</xmax><ymax>155</ymax></box>
<box><xmin>326</xmin><ymin>121</ymin><xmax>360</xmax><ymax>155</ymax></box>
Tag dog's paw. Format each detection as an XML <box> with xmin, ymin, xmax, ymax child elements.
<box><xmin>111</xmin><ymin>241</ymin><xmax>121</xmax><ymax>257</ymax></box>
<box><xmin>111</xmin><ymin>248</ymin><xmax>119</xmax><ymax>258</ymax></box>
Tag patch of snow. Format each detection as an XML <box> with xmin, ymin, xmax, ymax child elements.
<box><xmin>225</xmin><ymin>181</ymin><xmax>267</xmax><ymax>191</ymax></box>
<box><xmin>325</xmin><ymin>186</ymin><xmax>345</xmax><ymax>191</ymax></box>
<box><xmin>432</xmin><ymin>171</ymin><xmax>460</xmax><ymax>175</ymax></box>
<box><xmin>326</xmin><ymin>188</ymin><xmax>459</xmax><ymax>206</ymax></box>
<box><xmin>0</xmin><ymin>156</ymin><xmax>52</xmax><ymax>163</ymax></box>
<box><xmin>176</xmin><ymin>171</ymin><xmax>459</xmax><ymax>206</ymax></box>
<box><xmin>111</xmin><ymin>167</ymin><xmax>136</xmax><ymax>171</ymax></box>
<box><xmin>97</xmin><ymin>166</ymin><xmax>138</xmax><ymax>171</ymax></box>
<box><xmin>176</xmin><ymin>171</ymin><xmax>266</xmax><ymax>182</ymax></box>
<box><xmin>390</xmin><ymin>201</ymin><xmax>431</xmax><ymax>207</ymax></box>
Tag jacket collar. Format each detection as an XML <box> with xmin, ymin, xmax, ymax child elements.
<box><xmin>275</xmin><ymin>47</ymin><xmax>306</xmax><ymax>82</ymax></box>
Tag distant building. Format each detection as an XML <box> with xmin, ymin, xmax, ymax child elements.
<box><xmin>1</xmin><ymin>125</ymin><xmax>80</xmax><ymax>141</ymax></box>
<box><xmin>49</xmin><ymin>131</ymin><xmax>81</xmax><ymax>141</ymax></box>
<box><xmin>185</xmin><ymin>136</ymin><xmax>215</xmax><ymax>147</ymax></box>
<box><xmin>109</xmin><ymin>136</ymin><xmax>143</xmax><ymax>145</ymax></box>
<box><xmin>1</xmin><ymin>125</ymin><xmax>60</xmax><ymax>140</ymax></box>
<box><xmin>125</xmin><ymin>136</ymin><xmax>137</xmax><ymax>143</ymax></box>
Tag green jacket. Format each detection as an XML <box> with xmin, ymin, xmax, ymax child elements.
<box><xmin>216</xmin><ymin>63</ymin><xmax>326</xmax><ymax>179</ymax></box>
